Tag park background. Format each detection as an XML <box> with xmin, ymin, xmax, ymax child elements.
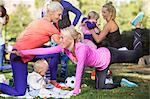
<box><xmin>0</xmin><ymin>0</ymin><xmax>150</xmax><ymax>99</ymax></box>
<box><xmin>0</xmin><ymin>0</ymin><xmax>149</xmax><ymax>56</ymax></box>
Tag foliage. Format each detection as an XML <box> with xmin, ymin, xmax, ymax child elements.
<box><xmin>35</xmin><ymin>0</ymin><xmax>44</xmax><ymax>9</ymax></box>
<box><xmin>6</xmin><ymin>3</ymin><xmax>32</xmax><ymax>40</ymax></box>
<box><xmin>116</xmin><ymin>0</ymin><xmax>143</xmax><ymax>31</ymax></box>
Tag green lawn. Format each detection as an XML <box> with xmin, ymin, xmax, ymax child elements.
<box><xmin>0</xmin><ymin>63</ymin><xmax>149</xmax><ymax>99</ymax></box>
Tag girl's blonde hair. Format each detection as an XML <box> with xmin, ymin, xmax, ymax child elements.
<box><xmin>88</xmin><ymin>11</ymin><xmax>99</xmax><ymax>20</ymax></box>
<box><xmin>34</xmin><ymin>59</ymin><xmax>48</xmax><ymax>71</ymax></box>
<box><xmin>103</xmin><ymin>1</ymin><xmax>116</xmax><ymax>20</ymax></box>
<box><xmin>61</xmin><ymin>25</ymin><xmax>83</xmax><ymax>42</ymax></box>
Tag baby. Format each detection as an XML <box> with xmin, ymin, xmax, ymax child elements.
<box><xmin>27</xmin><ymin>59</ymin><xmax>51</xmax><ymax>97</ymax></box>
<box><xmin>80</xmin><ymin>11</ymin><xmax>100</xmax><ymax>41</ymax></box>
<box><xmin>27</xmin><ymin>59</ymin><xmax>74</xmax><ymax>98</ymax></box>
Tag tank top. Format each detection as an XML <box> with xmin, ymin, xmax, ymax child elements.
<box><xmin>106</xmin><ymin>29</ymin><xmax>122</xmax><ymax>48</ymax></box>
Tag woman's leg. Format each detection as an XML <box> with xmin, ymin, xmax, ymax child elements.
<box><xmin>49</xmin><ymin>53</ymin><xmax>59</xmax><ymax>81</ymax></box>
<box><xmin>95</xmin><ymin>67</ymin><xmax>119</xmax><ymax>89</ymax></box>
<box><xmin>109</xmin><ymin>28</ymin><xmax>143</xmax><ymax>64</ymax></box>
<box><xmin>0</xmin><ymin>53</ymin><xmax>28</xmax><ymax>96</ymax></box>
<box><xmin>33</xmin><ymin>53</ymin><xmax>60</xmax><ymax>82</ymax></box>
<box><xmin>60</xmin><ymin>52</ymin><xmax>68</xmax><ymax>78</ymax></box>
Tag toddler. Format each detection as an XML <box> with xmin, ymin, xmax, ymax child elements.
<box><xmin>80</xmin><ymin>11</ymin><xmax>100</xmax><ymax>41</ymax></box>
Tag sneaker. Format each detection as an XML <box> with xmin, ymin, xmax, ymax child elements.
<box><xmin>121</xmin><ymin>78</ymin><xmax>138</xmax><ymax>87</ymax></box>
<box><xmin>131</xmin><ymin>12</ymin><xmax>144</xmax><ymax>26</ymax></box>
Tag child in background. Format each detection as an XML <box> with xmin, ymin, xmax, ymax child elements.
<box><xmin>0</xmin><ymin>5</ymin><xmax>11</xmax><ymax>71</ymax></box>
<box><xmin>80</xmin><ymin>11</ymin><xmax>100</xmax><ymax>41</ymax></box>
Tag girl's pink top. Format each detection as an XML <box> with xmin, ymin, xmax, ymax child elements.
<box><xmin>20</xmin><ymin>42</ymin><xmax>111</xmax><ymax>95</ymax></box>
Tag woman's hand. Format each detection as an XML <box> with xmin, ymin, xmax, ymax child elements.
<box><xmin>89</xmin><ymin>29</ymin><xmax>96</xmax><ymax>34</ymax></box>
<box><xmin>10</xmin><ymin>50</ymin><xmax>22</xmax><ymax>56</ymax></box>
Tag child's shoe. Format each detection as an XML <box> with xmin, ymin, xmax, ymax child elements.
<box><xmin>131</xmin><ymin>12</ymin><xmax>144</xmax><ymax>26</ymax></box>
<box><xmin>121</xmin><ymin>78</ymin><xmax>138</xmax><ymax>87</ymax></box>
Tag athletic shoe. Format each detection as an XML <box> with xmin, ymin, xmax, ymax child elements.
<box><xmin>121</xmin><ymin>78</ymin><xmax>138</xmax><ymax>87</ymax></box>
<box><xmin>131</xmin><ymin>12</ymin><xmax>144</xmax><ymax>26</ymax></box>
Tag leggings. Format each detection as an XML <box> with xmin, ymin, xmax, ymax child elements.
<box><xmin>0</xmin><ymin>44</ymin><xmax>5</xmax><ymax>69</ymax></box>
<box><xmin>96</xmin><ymin>28</ymin><xmax>143</xmax><ymax>89</ymax></box>
<box><xmin>0</xmin><ymin>53</ymin><xmax>59</xmax><ymax>96</ymax></box>
<box><xmin>34</xmin><ymin>54</ymin><xmax>59</xmax><ymax>80</ymax></box>
<box><xmin>60</xmin><ymin>52</ymin><xmax>69</xmax><ymax>78</ymax></box>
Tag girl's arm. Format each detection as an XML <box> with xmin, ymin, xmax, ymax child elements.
<box><xmin>20</xmin><ymin>45</ymin><xmax>63</xmax><ymax>55</ymax></box>
<box><xmin>91</xmin><ymin>24</ymin><xmax>110</xmax><ymax>43</ymax></box>
<box><xmin>73</xmin><ymin>45</ymin><xmax>86</xmax><ymax>95</ymax></box>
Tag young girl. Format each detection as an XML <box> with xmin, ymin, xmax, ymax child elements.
<box><xmin>80</xmin><ymin>11</ymin><xmax>100</xmax><ymax>41</ymax></box>
<box><xmin>12</xmin><ymin>16</ymin><xmax>143</xmax><ymax>95</ymax></box>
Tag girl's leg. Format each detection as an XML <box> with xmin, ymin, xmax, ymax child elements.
<box><xmin>0</xmin><ymin>44</ymin><xmax>5</xmax><ymax>70</ymax></box>
<box><xmin>109</xmin><ymin>28</ymin><xmax>143</xmax><ymax>64</ymax></box>
<box><xmin>95</xmin><ymin>67</ymin><xmax>118</xmax><ymax>89</ymax></box>
<box><xmin>84</xmin><ymin>34</ymin><xmax>94</xmax><ymax>41</ymax></box>
<box><xmin>0</xmin><ymin>53</ymin><xmax>28</xmax><ymax>96</ymax></box>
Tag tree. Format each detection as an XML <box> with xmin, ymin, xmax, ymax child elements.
<box><xmin>35</xmin><ymin>0</ymin><xmax>44</xmax><ymax>9</ymax></box>
<box><xmin>6</xmin><ymin>3</ymin><xmax>32</xmax><ymax>40</ymax></box>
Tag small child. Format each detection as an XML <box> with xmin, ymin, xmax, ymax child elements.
<box><xmin>27</xmin><ymin>59</ymin><xmax>51</xmax><ymax>97</ymax></box>
<box><xmin>80</xmin><ymin>11</ymin><xmax>100</xmax><ymax>41</ymax></box>
<box><xmin>27</xmin><ymin>59</ymin><xmax>73</xmax><ymax>98</ymax></box>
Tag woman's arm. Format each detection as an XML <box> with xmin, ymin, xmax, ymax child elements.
<box><xmin>73</xmin><ymin>45</ymin><xmax>86</xmax><ymax>95</ymax></box>
<box><xmin>20</xmin><ymin>45</ymin><xmax>62</xmax><ymax>55</ymax></box>
<box><xmin>67</xmin><ymin>2</ymin><xmax>82</xmax><ymax>26</ymax></box>
<box><xmin>91</xmin><ymin>24</ymin><xmax>110</xmax><ymax>43</ymax></box>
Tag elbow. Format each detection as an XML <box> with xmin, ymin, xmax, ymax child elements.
<box><xmin>77</xmin><ymin>11</ymin><xmax>82</xmax><ymax>18</ymax></box>
<box><xmin>93</xmin><ymin>37</ymin><xmax>101</xmax><ymax>43</ymax></box>
<box><xmin>79</xmin><ymin>11</ymin><xmax>82</xmax><ymax>16</ymax></box>
<box><xmin>95</xmin><ymin>39</ymin><xmax>101</xmax><ymax>43</ymax></box>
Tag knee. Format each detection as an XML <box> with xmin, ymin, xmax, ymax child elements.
<box><xmin>13</xmin><ymin>90</ymin><xmax>26</xmax><ymax>96</ymax></box>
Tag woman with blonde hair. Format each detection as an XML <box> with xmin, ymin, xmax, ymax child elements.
<box><xmin>14</xmin><ymin>13</ymin><xmax>143</xmax><ymax>95</ymax></box>
<box><xmin>91</xmin><ymin>1</ymin><xmax>122</xmax><ymax>48</ymax></box>
<box><xmin>0</xmin><ymin>1</ymin><xmax>63</xmax><ymax>96</ymax></box>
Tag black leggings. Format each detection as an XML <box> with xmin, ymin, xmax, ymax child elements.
<box><xmin>95</xmin><ymin>28</ymin><xmax>143</xmax><ymax>89</ymax></box>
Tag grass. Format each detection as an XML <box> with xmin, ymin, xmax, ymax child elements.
<box><xmin>0</xmin><ymin>63</ymin><xmax>150</xmax><ymax>99</ymax></box>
